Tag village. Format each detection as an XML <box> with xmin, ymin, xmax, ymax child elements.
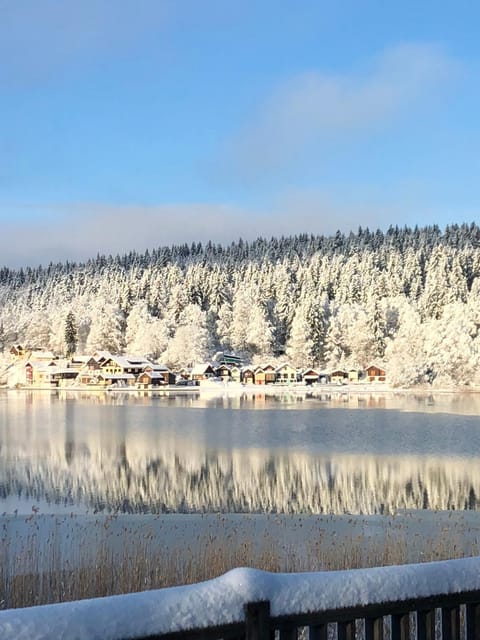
<box><xmin>1</xmin><ymin>345</ymin><xmax>387</xmax><ymax>390</ymax></box>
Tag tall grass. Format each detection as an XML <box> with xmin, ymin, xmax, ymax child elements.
<box><xmin>1</xmin><ymin>516</ymin><xmax>478</xmax><ymax>610</ymax></box>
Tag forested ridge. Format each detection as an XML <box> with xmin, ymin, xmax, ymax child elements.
<box><xmin>1</xmin><ymin>222</ymin><xmax>480</xmax><ymax>387</ymax></box>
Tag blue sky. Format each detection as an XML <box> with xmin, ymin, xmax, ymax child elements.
<box><xmin>1</xmin><ymin>0</ymin><xmax>480</xmax><ymax>266</ymax></box>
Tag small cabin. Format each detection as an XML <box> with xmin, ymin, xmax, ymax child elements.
<box><xmin>348</xmin><ymin>369</ymin><xmax>361</xmax><ymax>383</ymax></box>
<box><xmin>301</xmin><ymin>368</ymin><xmax>320</xmax><ymax>385</ymax></box>
<box><xmin>230</xmin><ymin>366</ymin><xmax>242</xmax><ymax>383</ymax></box>
<box><xmin>330</xmin><ymin>369</ymin><xmax>348</xmax><ymax>384</ymax></box>
<box><xmin>255</xmin><ymin>364</ymin><xmax>276</xmax><ymax>385</ymax></box>
<box><xmin>365</xmin><ymin>365</ymin><xmax>386</xmax><ymax>382</ymax></box>
<box><xmin>191</xmin><ymin>363</ymin><xmax>216</xmax><ymax>381</ymax></box>
<box><xmin>241</xmin><ymin>367</ymin><xmax>255</xmax><ymax>384</ymax></box>
<box><xmin>214</xmin><ymin>364</ymin><xmax>231</xmax><ymax>381</ymax></box>
<box><xmin>137</xmin><ymin>371</ymin><xmax>164</xmax><ymax>388</ymax></box>
<box><xmin>275</xmin><ymin>363</ymin><xmax>298</xmax><ymax>384</ymax></box>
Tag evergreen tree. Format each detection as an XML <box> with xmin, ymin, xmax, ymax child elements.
<box><xmin>64</xmin><ymin>311</ymin><xmax>77</xmax><ymax>356</ymax></box>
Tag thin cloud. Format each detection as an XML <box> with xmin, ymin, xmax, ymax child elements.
<box><xmin>221</xmin><ymin>43</ymin><xmax>460</xmax><ymax>179</ymax></box>
<box><xmin>0</xmin><ymin>195</ymin><xmax>402</xmax><ymax>268</ymax></box>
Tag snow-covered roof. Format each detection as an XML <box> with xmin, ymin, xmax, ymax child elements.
<box><xmin>147</xmin><ymin>363</ymin><xmax>171</xmax><ymax>372</ymax></box>
<box><xmin>2</xmin><ymin>560</ymin><xmax>480</xmax><ymax>639</ymax></box>
<box><xmin>254</xmin><ymin>363</ymin><xmax>276</xmax><ymax>372</ymax></box>
<box><xmin>275</xmin><ymin>363</ymin><xmax>296</xmax><ymax>372</ymax></box>
<box><xmin>25</xmin><ymin>360</ymin><xmax>56</xmax><ymax>370</ymax></box>
<box><xmin>140</xmin><ymin>371</ymin><xmax>165</xmax><ymax>379</ymax></box>
<box><xmin>123</xmin><ymin>355</ymin><xmax>153</xmax><ymax>366</ymax></box>
<box><xmin>366</xmin><ymin>363</ymin><xmax>386</xmax><ymax>371</ymax></box>
<box><xmin>30</xmin><ymin>350</ymin><xmax>55</xmax><ymax>360</ymax></box>
<box><xmin>92</xmin><ymin>350</ymin><xmax>112</xmax><ymax>362</ymax></box>
<box><xmin>191</xmin><ymin>363</ymin><xmax>214</xmax><ymax>375</ymax></box>
<box><xmin>103</xmin><ymin>355</ymin><xmax>133</xmax><ymax>369</ymax></box>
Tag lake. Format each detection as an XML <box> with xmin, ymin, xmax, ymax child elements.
<box><xmin>2</xmin><ymin>388</ymin><xmax>480</xmax><ymax>515</ymax></box>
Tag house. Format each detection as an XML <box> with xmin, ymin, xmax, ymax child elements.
<box><xmin>212</xmin><ymin>352</ymin><xmax>243</xmax><ymax>367</ymax></box>
<box><xmin>330</xmin><ymin>369</ymin><xmax>348</xmax><ymax>384</ymax></box>
<box><xmin>146</xmin><ymin>363</ymin><xmax>175</xmax><ymax>385</ymax></box>
<box><xmin>275</xmin><ymin>363</ymin><xmax>298</xmax><ymax>384</ymax></box>
<box><xmin>191</xmin><ymin>363</ymin><xmax>216</xmax><ymax>381</ymax></box>
<box><xmin>254</xmin><ymin>364</ymin><xmax>276</xmax><ymax>385</ymax></box>
<box><xmin>10</xmin><ymin>345</ymin><xmax>27</xmax><ymax>359</ymax></box>
<box><xmin>241</xmin><ymin>367</ymin><xmax>255</xmax><ymax>384</ymax></box>
<box><xmin>365</xmin><ymin>364</ymin><xmax>386</xmax><ymax>382</ymax></box>
<box><xmin>230</xmin><ymin>366</ymin><xmax>242</xmax><ymax>383</ymax></box>
<box><xmin>137</xmin><ymin>370</ymin><xmax>165</xmax><ymax>388</ymax></box>
<box><xmin>348</xmin><ymin>369</ymin><xmax>361</xmax><ymax>383</ymax></box>
<box><xmin>100</xmin><ymin>356</ymin><xmax>148</xmax><ymax>377</ymax></box>
<box><xmin>301</xmin><ymin>368</ymin><xmax>320</xmax><ymax>385</ymax></box>
<box><xmin>25</xmin><ymin>360</ymin><xmax>78</xmax><ymax>387</ymax></box>
<box><xmin>214</xmin><ymin>364</ymin><xmax>231</xmax><ymax>381</ymax></box>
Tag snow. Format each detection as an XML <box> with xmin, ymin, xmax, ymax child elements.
<box><xmin>2</xmin><ymin>558</ymin><xmax>480</xmax><ymax>639</ymax></box>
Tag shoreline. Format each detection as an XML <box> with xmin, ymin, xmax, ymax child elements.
<box><xmin>0</xmin><ymin>381</ymin><xmax>477</xmax><ymax>394</ymax></box>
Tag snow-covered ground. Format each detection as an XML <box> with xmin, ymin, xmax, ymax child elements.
<box><xmin>2</xmin><ymin>557</ymin><xmax>480</xmax><ymax>639</ymax></box>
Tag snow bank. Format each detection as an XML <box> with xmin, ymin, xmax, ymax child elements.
<box><xmin>2</xmin><ymin>558</ymin><xmax>480</xmax><ymax>639</ymax></box>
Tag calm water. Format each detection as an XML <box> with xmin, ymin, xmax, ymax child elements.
<box><xmin>2</xmin><ymin>389</ymin><xmax>480</xmax><ymax>515</ymax></box>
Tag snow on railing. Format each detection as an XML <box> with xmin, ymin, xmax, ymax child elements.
<box><xmin>2</xmin><ymin>558</ymin><xmax>480</xmax><ymax>639</ymax></box>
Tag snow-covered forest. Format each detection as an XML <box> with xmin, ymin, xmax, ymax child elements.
<box><xmin>1</xmin><ymin>223</ymin><xmax>480</xmax><ymax>387</ymax></box>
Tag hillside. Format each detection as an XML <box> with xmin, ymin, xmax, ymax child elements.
<box><xmin>1</xmin><ymin>223</ymin><xmax>480</xmax><ymax>387</ymax></box>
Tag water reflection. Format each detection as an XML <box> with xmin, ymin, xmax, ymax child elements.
<box><xmin>1</xmin><ymin>390</ymin><xmax>480</xmax><ymax>515</ymax></box>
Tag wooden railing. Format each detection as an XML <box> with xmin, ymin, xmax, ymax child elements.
<box><xmin>3</xmin><ymin>562</ymin><xmax>480</xmax><ymax>639</ymax></box>
<box><xmin>135</xmin><ymin>591</ymin><xmax>480</xmax><ymax>640</ymax></box>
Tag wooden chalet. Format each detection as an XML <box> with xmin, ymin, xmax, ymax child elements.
<box><xmin>365</xmin><ymin>364</ymin><xmax>386</xmax><ymax>382</ymax></box>
<box><xmin>275</xmin><ymin>363</ymin><xmax>298</xmax><ymax>384</ymax></box>
<box><xmin>191</xmin><ymin>363</ymin><xmax>216</xmax><ymax>381</ymax></box>
<box><xmin>348</xmin><ymin>369</ymin><xmax>361</xmax><ymax>383</ymax></box>
<box><xmin>214</xmin><ymin>364</ymin><xmax>232</xmax><ymax>381</ymax></box>
<box><xmin>301</xmin><ymin>368</ymin><xmax>320</xmax><ymax>385</ymax></box>
<box><xmin>10</xmin><ymin>344</ymin><xmax>27</xmax><ymax>358</ymax></box>
<box><xmin>330</xmin><ymin>369</ymin><xmax>348</xmax><ymax>384</ymax></box>
<box><xmin>25</xmin><ymin>360</ymin><xmax>77</xmax><ymax>387</ymax></box>
<box><xmin>241</xmin><ymin>367</ymin><xmax>255</xmax><ymax>384</ymax></box>
<box><xmin>254</xmin><ymin>364</ymin><xmax>276</xmax><ymax>385</ymax></box>
<box><xmin>230</xmin><ymin>366</ymin><xmax>242</xmax><ymax>383</ymax></box>
<box><xmin>137</xmin><ymin>370</ymin><xmax>165</xmax><ymax>388</ymax></box>
<box><xmin>146</xmin><ymin>364</ymin><xmax>175</xmax><ymax>385</ymax></box>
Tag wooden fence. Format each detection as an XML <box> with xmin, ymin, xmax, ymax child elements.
<box><xmin>134</xmin><ymin>590</ymin><xmax>480</xmax><ymax>640</ymax></box>
<box><xmin>3</xmin><ymin>562</ymin><xmax>480</xmax><ymax>639</ymax></box>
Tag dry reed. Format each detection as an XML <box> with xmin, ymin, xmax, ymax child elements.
<box><xmin>1</xmin><ymin>517</ymin><xmax>478</xmax><ymax>610</ymax></box>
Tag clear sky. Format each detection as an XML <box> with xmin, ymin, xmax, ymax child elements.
<box><xmin>1</xmin><ymin>0</ymin><xmax>480</xmax><ymax>267</ymax></box>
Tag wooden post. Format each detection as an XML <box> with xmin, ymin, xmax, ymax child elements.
<box><xmin>466</xmin><ymin>603</ymin><xmax>480</xmax><ymax>640</ymax></box>
<box><xmin>417</xmin><ymin>609</ymin><xmax>436</xmax><ymax>640</ymax></box>
<box><xmin>337</xmin><ymin>620</ymin><xmax>355</xmax><ymax>640</ymax></box>
<box><xmin>441</xmin><ymin>606</ymin><xmax>460</xmax><ymax>640</ymax></box>
<box><xmin>309</xmin><ymin>624</ymin><xmax>328</xmax><ymax>640</ymax></box>
<box><xmin>391</xmin><ymin>613</ymin><xmax>409</xmax><ymax>640</ymax></box>
<box><xmin>245</xmin><ymin>601</ymin><xmax>271</xmax><ymax>640</ymax></box>
<box><xmin>364</xmin><ymin>617</ymin><xmax>384</xmax><ymax>640</ymax></box>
